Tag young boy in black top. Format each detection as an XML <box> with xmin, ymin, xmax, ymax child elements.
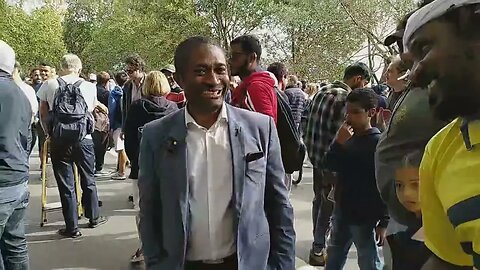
<box><xmin>324</xmin><ymin>88</ymin><xmax>388</xmax><ymax>270</ymax></box>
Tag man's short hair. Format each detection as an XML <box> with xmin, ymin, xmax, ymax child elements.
<box><xmin>115</xmin><ymin>71</ymin><xmax>128</xmax><ymax>87</ymax></box>
<box><xmin>346</xmin><ymin>88</ymin><xmax>378</xmax><ymax>111</ymax></box>
<box><xmin>231</xmin><ymin>35</ymin><xmax>262</xmax><ymax>62</ymax></box>
<box><xmin>39</xmin><ymin>61</ymin><xmax>52</xmax><ymax>67</ymax></box>
<box><xmin>97</xmin><ymin>71</ymin><xmax>110</xmax><ymax>86</ymax></box>
<box><xmin>287</xmin><ymin>75</ymin><xmax>299</xmax><ymax>88</ymax></box>
<box><xmin>343</xmin><ymin>62</ymin><xmax>371</xmax><ymax>81</ymax></box>
<box><xmin>267</xmin><ymin>62</ymin><xmax>287</xmax><ymax>82</ymax></box>
<box><xmin>125</xmin><ymin>54</ymin><xmax>145</xmax><ymax>72</ymax></box>
<box><xmin>174</xmin><ymin>36</ymin><xmax>221</xmax><ymax>76</ymax></box>
<box><xmin>60</xmin><ymin>54</ymin><xmax>82</xmax><ymax>72</ymax></box>
<box><xmin>390</xmin><ymin>55</ymin><xmax>410</xmax><ymax>74</ymax></box>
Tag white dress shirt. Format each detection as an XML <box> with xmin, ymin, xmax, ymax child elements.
<box><xmin>185</xmin><ymin>104</ymin><xmax>236</xmax><ymax>261</ymax></box>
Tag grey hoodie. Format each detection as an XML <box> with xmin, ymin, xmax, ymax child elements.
<box><xmin>375</xmin><ymin>86</ymin><xmax>447</xmax><ymax>229</ymax></box>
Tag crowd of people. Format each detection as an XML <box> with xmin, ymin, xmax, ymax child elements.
<box><xmin>0</xmin><ymin>0</ymin><xmax>480</xmax><ymax>269</ymax></box>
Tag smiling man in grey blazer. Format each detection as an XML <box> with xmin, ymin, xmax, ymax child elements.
<box><xmin>138</xmin><ymin>36</ymin><xmax>295</xmax><ymax>270</ymax></box>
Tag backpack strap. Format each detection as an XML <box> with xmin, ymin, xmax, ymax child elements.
<box><xmin>73</xmin><ymin>79</ymin><xmax>83</xmax><ymax>88</ymax></box>
<box><xmin>57</xmin><ymin>77</ymin><xmax>67</xmax><ymax>88</ymax></box>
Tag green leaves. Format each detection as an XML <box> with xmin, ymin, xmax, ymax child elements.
<box><xmin>0</xmin><ymin>1</ymin><xmax>66</xmax><ymax>69</ymax></box>
<box><xmin>1</xmin><ymin>0</ymin><xmax>416</xmax><ymax>80</ymax></box>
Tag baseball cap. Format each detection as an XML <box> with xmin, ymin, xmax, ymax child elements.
<box><xmin>161</xmin><ymin>64</ymin><xmax>176</xmax><ymax>73</ymax></box>
<box><xmin>384</xmin><ymin>29</ymin><xmax>405</xmax><ymax>46</ymax></box>
<box><xmin>0</xmin><ymin>40</ymin><xmax>15</xmax><ymax>75</ymax></box>
<box><xmin>89</xmin><ymin>73</ymin><xmax>97</xmax><ymax>81</ymax></box>
<box><xmin>404</xmin><ymin>0</ymin><xmax>480</xmax><ymax>52</ymax></box>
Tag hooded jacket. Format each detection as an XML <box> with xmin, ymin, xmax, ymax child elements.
<box><xmin>231</xmin><ymin>71</ymin><xmax>278</xmax><ymax>123</ymax></box>
<box><xmin>124</xmin><ymin>96</ymin><xmax>178</xmax><ymax>179</ymax></box>
<box><xmin>108</xmin><ymin>85</ymin><xmax>123</xmax><ymax>130</ymax></box>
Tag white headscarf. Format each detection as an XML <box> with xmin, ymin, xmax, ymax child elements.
<box><xmin>403</xmin><ymin>0</ymin><xmax>480</xmax><ymax>52</ymax></box>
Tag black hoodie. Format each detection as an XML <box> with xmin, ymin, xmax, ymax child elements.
<box><xmin>124</xmin><ymin>96</ymin><xmax>178</xmax><ymax>179</ymax></box>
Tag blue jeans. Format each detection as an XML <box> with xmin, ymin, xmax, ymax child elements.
<box><xmin>50</xmin><ymin>139</ymin><xmax>100</xmax><ymax>232</ymax></box>
<box><xmin>312</xmin><ymin>168</ymin><xmax>334</xmax><ymax>252</ymax></box>
<box><xmin>325</xmin><ymin>209</ymin><xmax>382</xmax><ymax>270</ymax></box>
<box><xmin>0</xmin><ymin>184</ymin><xmax>29</xmax><ymax>270</ymax></box>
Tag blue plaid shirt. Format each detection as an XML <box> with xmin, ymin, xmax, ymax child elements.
<box><xmin>302</xmin><ymin>81</ymin><xmax>351</xmax><ymax>169</ymax></box>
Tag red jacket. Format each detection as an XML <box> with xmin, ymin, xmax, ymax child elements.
<box><xmin>231</xmin><ymin>71</ymin><xmax>278</xmax><ymax>123</ymax></box>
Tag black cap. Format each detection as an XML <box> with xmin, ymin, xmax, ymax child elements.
<box><xmin>384</xmin><ymin>29</ymin><xmax>404</xmax><ymax>46</ymax></box>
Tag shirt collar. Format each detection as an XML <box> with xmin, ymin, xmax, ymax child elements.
<box><xmin>185</xmin><ymin>103</ymin><xmax>228</xmax><ymax>129</ymax></box>
<box><xmin>461</xmin><ymin>117</ymin><xmax>480</xmax><ymax>151</ymax></box>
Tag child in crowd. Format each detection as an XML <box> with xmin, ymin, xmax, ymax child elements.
<box><xmin>386</xmin><ymin>151</ymin><xmax>431</xmax><ymax>270</ymax></box>
<box><xmin>324</xmin><ymin>89</ymin><xmax>388</xmax><ymax>270</ymax></box>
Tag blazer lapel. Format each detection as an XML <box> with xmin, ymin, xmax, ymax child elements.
<box><xmin>164</xmin><ymin>109</ymin><xmax>189</xmax><ymax>237</ymax></box>
<box><xmin>227</xmin><ymin>105</ymin><xmax>245</xmax><ymax>225</ymax></box>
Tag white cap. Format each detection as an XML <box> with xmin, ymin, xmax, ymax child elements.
<box><xmin>89</xmin><ymin>73</ymin><xmax>97</xmax><ymax>81</ymax></box>
<box><xmin>403</xmin><ymin>0</ymin><xmax>480</xmax><ymax>52</ymax></box>
<box><xmin>0</xmin><ymin>40</ymin><xmax>15</xmax><ymax>75</ymax></box>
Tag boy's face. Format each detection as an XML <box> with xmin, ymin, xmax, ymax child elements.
<box><xmin>345</xmin><ymin>101</ymin><xmax>374</xmax><ymax>130</ymax></box>
<box><xmin>395</xmin><ymin>167</ymin><xmax>421</xmax><ymax>215</ymax></box>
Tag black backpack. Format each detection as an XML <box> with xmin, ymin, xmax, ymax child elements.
<box><xmin>276</xmin><ymin>88</ymin><xmax>306</xmax><ymax>174</ymax></box>
<box><xmin>49</xmin><ymin>78</ymin><xmax>94</xmax><ymax>144</ymax></box>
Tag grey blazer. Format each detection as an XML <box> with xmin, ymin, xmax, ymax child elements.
<box><xmin>138</xmin><ymin>104</ymin><xmax>296</xmax><ymax>270</ymax></box>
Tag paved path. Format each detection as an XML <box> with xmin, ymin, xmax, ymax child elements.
<box><xmin>25</xmin><ymin>150</ymin><xmax>362</xmax><ymax>269</ymax></box>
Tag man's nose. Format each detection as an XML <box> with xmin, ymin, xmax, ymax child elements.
<box><xmin>204</xmin><ymin>70</ymin><xmax>220</xmax><ymax>85</ymax></box>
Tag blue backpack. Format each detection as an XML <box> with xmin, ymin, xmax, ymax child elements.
<box><xmin>49</xmin><ymin>78</ymin><xmax>94</xmax><ymax>144</ymax></box>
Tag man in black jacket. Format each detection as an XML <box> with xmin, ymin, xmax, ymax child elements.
<box><xmin>0</xmin><ymin>40</ymin><xmax>31</xmax><ymax>270</ymax></box>
<box><xmin>121</xmin><ymin>54</ymin><xmax>146</xmax><ymax>133</ymax></box>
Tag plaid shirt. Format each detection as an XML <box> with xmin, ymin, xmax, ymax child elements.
<box><xmin>303</xmin><ymin>81</ymin><xmax>351</xmax><ymax>169</ymax></box>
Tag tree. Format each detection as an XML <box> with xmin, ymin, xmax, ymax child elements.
<box><xmin>196</xmin><ymin>0</ymin><xmax>279</xmax><ymax>51</ymax></box>
<box><xmin>271</xmin><ymin>0</ymin><xmax>367</xmax><ymax>81</ymax></box>
<box><xmin>0</xmin><ymin>1</ymin><xmax>66</xmax><ymax>69</ymax></box>
<box><xmin>82</xmin><ymin>0</ymin><xmax>209</xmax><ymax>72</ymax></box>
<box><xmin>63</xmin><ymin>0</ymin><xmax>113</xmax><ymax>57</ymax></box>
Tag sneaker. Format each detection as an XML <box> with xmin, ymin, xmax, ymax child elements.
<box><xmin>94</xmin><ymin>170</ymin><xmax>112</xmax><ymax>177</ymax></box>
<box><xmin>309</xmin><ymin>248</ymin><xmax>326</xmax><ymax>266</ymax></box>
<box><xmin>130</xmin><ymin>248</ymin><xmax>144</xmax><ymax>263</ymax></box>
<box><xmin>111</xmin><ymin>172</ymin><xmax>126</xmax><ymax>180</ymax></box>
<box><xmin>89</xmin><ymin>216</ymin><xmax>109</xmax><ymax>228</ymax></box>
<box><xmin>58</xmin><ymin>228</ymin><xmax>82</xmax><ymax>239</ymax></box>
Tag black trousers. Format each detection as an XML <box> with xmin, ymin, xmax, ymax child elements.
<box><xmin>50</xmin><ymin>138</ymin><xmax>100</xmax><ymax>232</ymax></box>
<box><xmin>92</xmin><ymin>131</ymin><xmax>108</xmax><ymax>172</ymax></box>
<box><xmin>387</xmin><ymin>232</ymin><xmax>431</xmax><ymax>270</ymax></box>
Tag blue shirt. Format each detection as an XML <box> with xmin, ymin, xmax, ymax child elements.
<box><xmin>325</xmin><ymin>127</ymin><xmax>388</xmax><ymax>226</ymax></box>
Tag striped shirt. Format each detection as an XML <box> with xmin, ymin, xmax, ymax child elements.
<box><xmin>284</xmin><ymin>87</ymin><xmax>307</xmax><ymax>129</ymax></box>
<box><xmin>303</xmin><ymin>81</ymin><xmax>351</xmax><ymax>169</ymax></box>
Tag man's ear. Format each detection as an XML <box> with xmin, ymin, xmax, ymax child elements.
<box><xmin>248</xmin><ymin>52</ymin><xmax>257</xmax><ymax>65</ymax></box>
<box><xmin>174</xmin><ymin>72</ymin><xmax>185</xmax><ymax>89</ymax></box>
<box><xmin>368</xmin><ymin>107</ymin><xmax>377</xmax><ymax>117</ymax></box>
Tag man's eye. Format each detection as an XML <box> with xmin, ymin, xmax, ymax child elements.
<box><xmin>195</xmin><ymin>69</ymin><xmax>206</xmax><ymax>75</ymax></box>
<box><xmin>421</xmin><ymin>44</ymin><xmax>432</xmax><ymax>57</ymax></box>
<box><xmin>216</xmin><ymin>68</ymin><xmax>227</xmax><ymax>74</ymax></box>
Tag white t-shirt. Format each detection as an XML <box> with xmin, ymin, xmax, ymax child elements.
<box><xmin>16</xmin><ymin>81</ymin><xmax>38</xmax><ymax>120</ymax></box>
<box><xmin>37</xmin><ymin>74</ymin><xmax>98</xmax><ymax>140</ymax></box>
<box><xmin>36</xmin><ymin>74</ymin><xmax>97</xmax><ymax>113</ymax></box>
